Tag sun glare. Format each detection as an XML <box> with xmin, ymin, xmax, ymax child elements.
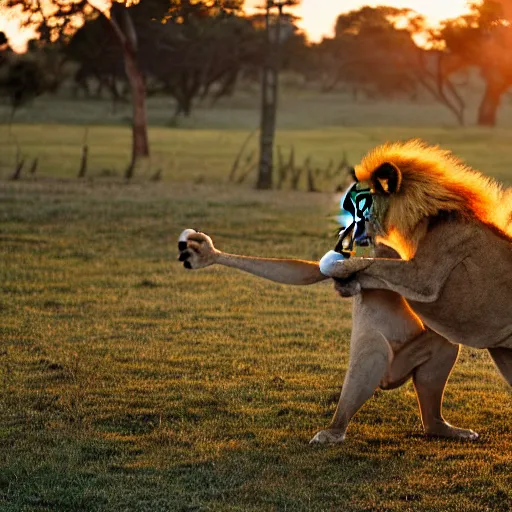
<box><xmin>0</xmin><ymin>5</ymin><xmax>37</xmax><ymax>52</ymax></box>
<box><xmin>246</xmin><ymin>0</ymin><xmax>477</xmax><ymax>42</ymax></box>
<box><xmin>0</xmin><ymin>0</ymin><xmax>110</xmax><ymax>52</ymax></box>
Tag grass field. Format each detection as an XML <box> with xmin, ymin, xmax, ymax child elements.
<box><xmin>0</xmin><ymin>93</ymin><xmax>511</xmax><ymax>511</ymax></box>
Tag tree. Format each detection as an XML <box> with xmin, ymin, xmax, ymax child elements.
<box><xmin>65</xmin><ymin>15</ymin><xmax>125</xmax><ymax>100</ymax></box>
<box><xmin>318</xmin><ymin>6</ymin><xmax>467</xmax><ymax>124</ymax></box>
<box><xmin>101</xmin><ymin>2</ymin><xmax>149</xmax><ymax>178</ymax></box>
<box><xmin>0</xmin><ymin>31</ymin><xmax>10</xmax><ymax>68</ymax></box>
<box><xmin>142</xmin><ymin>8</ymin><xmax>255</xmax><ymax>117</ymax></box>
<box><xmin>5</xmin><ymin>0</ymin><xmax>150</xmax><ymax>178</ymax></box>
<box><xmin>0</xmin><ymin>42</ymin><xmax>66</xmax><ymax>121</ymax></box>
<box><xmin>440</xmin><ymin>0</ymin><xmax>512</xmax><ymax>126</ymax></box>
<box><xmin>66</xmin><ymin>1</ymin><xmax>250</xmax><ymax>119</ymax></box>
<box><xmin>19</xmin><ymin>0</ymin><xmax>250</xmax><ymax>176</ymax></box>
<box><xmin>320</xmin><ymin>7</ymin><xmax>419</xmax><ymax>97</ymax></box>
<box><xmin>0</xmin><ymin>56</ymin><xmax>45</xmax><ymax>118</ymax></box>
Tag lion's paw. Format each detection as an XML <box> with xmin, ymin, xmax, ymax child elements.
<box><xmin>464</xmin><ymin>430</ymin><xmax>479</xmax><ymax>441</ymax></box>
<box><xmin>426</xmin><ymin>423</ymin><xmax>479</xmax><ymax>441</ymax></box>
<box><xmin>333</xmin><ymin>278</ymin><xmax>361</xmax><ymax>297</ymax></box>
<box><xmin>177</xmin><ymin>229</ymin><xmax>219</xmax><ymax>270</ymax></box>
<box><xmin>309</xmin><ymin>429</ymin><xmax>346</xmax><ymax>445</ymax></box>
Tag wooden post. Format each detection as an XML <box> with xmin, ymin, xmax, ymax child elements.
<box><xmin>256</xmin><ymin>3</ymin><xmax>274</xmax><ymax>190</ymax></box>
<box><xmin>78</xmin><ymin>128</ymin><xmax>88</xmax><ymax>178</ymax></box>
<box><xmin>256</xmin><ymin>1</ymin><xmax>293</xmax><ymax>190</ymax></box>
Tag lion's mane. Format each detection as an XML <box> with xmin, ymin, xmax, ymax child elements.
<box><xmin>354</xmin><ymin>139</ymin><xmax>512</xmax><ymax>258</ymax></box>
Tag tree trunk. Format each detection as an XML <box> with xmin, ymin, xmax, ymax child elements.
<box><xmin>478</xmin><ymin>82</ymin><xmax>504</xmax><ymax>127</ymax></box>
<box><xmin>415</xmin><ymin>51</ymin><xmax>466</xmax><ymax>126</ymax></box>
<box><xmin>93</xmin><ymin>5</ymin><xmax>150</xmax><ymax>179</ymax></box>
<box><xmin>257</xmin><ymin>6</ymin><xmax>282</xmax><ymax>190</ymax></box>
<box><xmin>173</xmin><ymin>94</ymin><xmax>193</xmax><ymax>118</ymax></box>
<box><xmin>124</xmin><ymin>49</ymin><xmax>149</xmax><ymax>179</ymax></box>
<box><xmin>180</xmin><ymin>94</ymin><xmax>193</xmax><ymax>117</ymax></box>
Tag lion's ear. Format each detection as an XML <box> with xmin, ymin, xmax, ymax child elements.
<box><xmin>373</xmin><ymin>162</ymin><xmax>402</xmax><ymax>194</ymax></box>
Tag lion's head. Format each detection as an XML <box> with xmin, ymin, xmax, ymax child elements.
<box><xmin>353</xmin><ymin>139</ymin><xmax>510</xmax><ymax>259</ymax></box>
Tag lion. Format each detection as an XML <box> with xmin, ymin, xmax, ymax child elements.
<box><xmin>178</xmin><ymin>231</ymin><xmax>478</xmax><ymax>443</ymax></box>
<box><xmin>320</xmin><ymin>139</ymin><xmax>512</xmax><ymax>388</ymax></box>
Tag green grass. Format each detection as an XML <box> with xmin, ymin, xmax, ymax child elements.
<box><xmin>3</xmin><ymin>122</ymin><xmax>512</xmax><ymax>187</ymax></box>
<box><xmin>0</xmin><ymin>94</ymin><xmax>511</xmax><ymax>511</ymax></box>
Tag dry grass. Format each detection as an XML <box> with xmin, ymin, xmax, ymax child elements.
<box><xmin>2</xmin><ymin>122</ymin><xmax>512</xmax><ymax>187</ymax></box>
<box><xmin>0</xmin><ymin>177</ymin><xmax>510</xmax><ymax>511</ymax></box>
<box><xmin>0</xmin><ymin>93</ymin><xmax>511</xmax><ymax>511</ymax></box>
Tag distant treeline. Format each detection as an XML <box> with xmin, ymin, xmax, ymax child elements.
<box><xmin>1</xmin><ymin>0</ymin><xmax>511</xmax><ymax>127</ymax></box>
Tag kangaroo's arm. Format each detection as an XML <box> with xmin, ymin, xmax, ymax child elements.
<box><xmin>179</xmin><ymin>231</ymin><xmax>328</xmax><ymax>286</ymax></box>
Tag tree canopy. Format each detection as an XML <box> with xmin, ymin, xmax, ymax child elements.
<box><xmin>320</xmin><ymin>6</ymin><xmax>422</xmax><ymax>97</ymax></box>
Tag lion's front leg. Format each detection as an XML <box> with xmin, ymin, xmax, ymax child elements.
<box><xmin>178</xmin><ymin>230</ymin><xmax>328</xmax><ymax>285</ymax></box>
<box><xmin>325</xmin><ymin>257</ymin><xmax>441</xmax><ymax>303</ymax></box>
<box><xmin>319</xmin><ymin>256</ymin><xmax>375</xmax><ymax>280</ymax></box>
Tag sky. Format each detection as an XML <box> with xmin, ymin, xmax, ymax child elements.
<box><xmin>248</xmin><ymin>0</ymin><xmax>475</xmax><ymax>41</ymax></box>
<box><xmin>0</xmin><ymin>0</ymin><xmax>475</xmax><ymax>52</ymax></box>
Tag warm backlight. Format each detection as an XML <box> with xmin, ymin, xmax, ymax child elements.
<box><xmin>246</xmin><ymin>0</ymin><xmax>476</xmax><ymax>42</ymax></box>
<box><xmin>1</xmin><ymin>0</ymin><xmax>477</xmax><ymax>51</ymax></box>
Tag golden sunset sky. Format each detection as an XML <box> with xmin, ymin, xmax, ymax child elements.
<box><xmin>0</xmin><ymin>0</ymin><xmax>475</xmax><ymax>52</ymax></box>
<box><xmin>246</xmin><ymin>0</ymin><xmax>475</xmax><ymax>41</ymax></box>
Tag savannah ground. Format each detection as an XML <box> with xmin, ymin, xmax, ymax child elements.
<box><xmin>0</xmin><ymin>90</ymin><xmax>511</xmax><ymax>511</ymax></box>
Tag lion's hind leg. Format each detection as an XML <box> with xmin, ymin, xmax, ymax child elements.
<box><xmin>488</xmin><ymin>347</ymin><xmax>512</xmax><ymax>386</ymax></box>
<box><xmin>379</xmin><ymin>334</ymin><xmax>433</xmax><ymax>390</ymax></box>
<box><xmin>413</xmin><ymin>332</ymin><xmax>478</xmax><ymax>440</ymax></box>
<box><xmin>379</xmin><ymin>329</ymin><xmax>478</xmax><ymax>440</ymax></box>
<box><xmin>309</xmin><ymin>330</ymin><xmax>392</xmax><ymax>445</ymax></box>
